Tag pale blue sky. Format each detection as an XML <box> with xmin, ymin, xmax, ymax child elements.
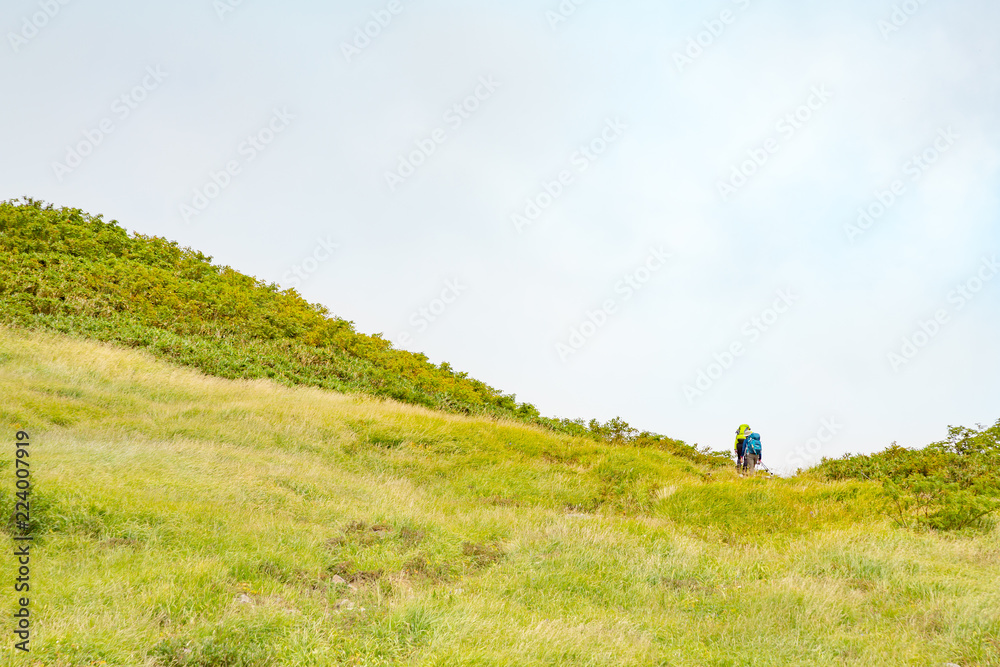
<box><xmin>3</xmin><ymin>0</ymin><xmax>998</xmax><ymax>472</ymax></box>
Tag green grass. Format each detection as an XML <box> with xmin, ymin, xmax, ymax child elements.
<box><xmin>1</xmin><ymin>327</ymin><xmax>998</xmax><ymax>665</ymax></box>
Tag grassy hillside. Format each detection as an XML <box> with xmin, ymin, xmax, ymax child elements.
<box><xmin>1</xmin><ymin>327</ymin><xmax>998</xmax><ymax>666</ymax></box>
<box><xmin>0</xmin><ymin>198</ymin><xmax>721</xmax><ymax>465</ymax></box>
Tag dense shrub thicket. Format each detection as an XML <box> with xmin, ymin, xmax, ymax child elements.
<box><xmin>0</xmin><ymin>198</ymin><xmax>728</xmax><ymax>465</ymax></box>
<box><xmin>812</xmin><ymin>419</ymin><xmax>1000</xmax><ymax>531</ymax></box>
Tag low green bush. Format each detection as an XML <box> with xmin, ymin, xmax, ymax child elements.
<box><xmin>812</xmin><ymin>419</ymin><xmax>1000</xmax><ymax>531</ymax></box>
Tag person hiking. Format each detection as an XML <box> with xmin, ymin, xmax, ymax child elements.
<box><xmin>734</xmin><ymin>424</ymin><xmax>751</xmax><ymax>470</ymax></box>
<box><xmin>743</xmin><ymin>431</ymin><xmax>762</xmax><ymax>474</ymax></box>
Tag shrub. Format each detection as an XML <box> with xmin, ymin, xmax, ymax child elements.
<box><xmin>812</xmin><ymin>419</ymin><xmax>1000</xmax><ymax>531</ymax></box>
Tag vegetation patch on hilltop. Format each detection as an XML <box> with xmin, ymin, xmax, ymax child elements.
<box><xmin>811</xmin><ymin>419</ymin><xmax>1000</xmax><ymax>531</ymax></box>
<box><xmin>0</xmin><ymin>198</ymin><xmax>728</xmax><ymax>467</ymax></box>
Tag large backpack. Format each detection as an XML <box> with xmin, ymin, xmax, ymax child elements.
<box><xmin>734</xmin><ymin>424</ymin><xmax>751</xmax><ymax>452</ymax></box>
<box><xmin>744</xmin><ymin>432</ymin><xmax>762</xmax><ymax>456</ymax></box>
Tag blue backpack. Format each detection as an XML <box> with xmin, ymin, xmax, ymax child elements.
<box><xmin>744</xmin><ymin>432</ymin><xmax>762</xmax><ymax>456</ymax></box>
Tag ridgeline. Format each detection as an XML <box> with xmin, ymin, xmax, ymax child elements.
<box><xmin>0</xmin><ymin>197</ymin><xmax>725</xmax><ymax>467</ymax></box>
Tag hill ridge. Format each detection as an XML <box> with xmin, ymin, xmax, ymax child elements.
<box><xmin>0</xmin><ymin>197</ymin><xmax>724</xmax><ymax>466</ymax></box>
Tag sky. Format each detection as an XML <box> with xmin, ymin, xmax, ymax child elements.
<box><xmin>2</xmin><ymin>0</ymin><xmax>998</xmax><ymax>473</ymax></box>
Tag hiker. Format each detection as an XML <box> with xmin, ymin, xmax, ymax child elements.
<box><xmin>734</xmin><ymin>424</ymin><xmax>751</xmax><ymax>470</ymax></box>
<box><xmin>743</xmin><ymin>431</ymin><xmax>762</xmax><ymax>474</ymax></box>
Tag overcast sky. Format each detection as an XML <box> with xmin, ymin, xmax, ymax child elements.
<box><xmin>3</xmin><ymin>0</ymin><xmax>998</xmax><ymax>472</ymax></box>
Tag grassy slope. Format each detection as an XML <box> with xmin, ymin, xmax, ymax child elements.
<box><xmin>0</xmin><ymin>199</ymin><xmax>536</xmax><ymax>419</ymax></box>
<box><xmin>1</xmin><ymin>328</ymin><xmax>998</xmax><ymax>666</ymax></box>
<box><xmin>3</xmin><ymin>198</ymin><xmax>700</xmax><ymax>450</ymax></box>
<box><xmin>0</xmin><ymin>198</ymin><xmax>728</xmax><ymax>464</ymax></box>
